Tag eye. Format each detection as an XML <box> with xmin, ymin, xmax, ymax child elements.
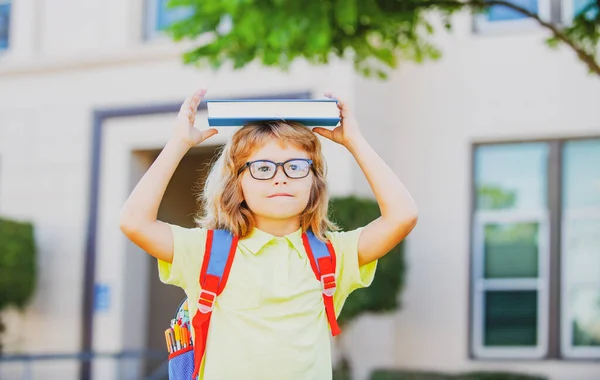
<box><xmin>288</xmin><ymin>160</ymin><xmax>309</xmax><ymax>171</ymax></box>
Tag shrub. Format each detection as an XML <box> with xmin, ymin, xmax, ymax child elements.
<box><xmin>328</xmin><ymin>196</ymin><xmax>406</xmax><ymax>326</ymax></box>
<box><xmin>369</xmin><ymin>370</ymin><xmax>548</xmax><ymax>380</ymax></box>
<box><xmin>0</xmin><ymin>217</ymin><xmax>37</xmax><ymax>352</ymax></box>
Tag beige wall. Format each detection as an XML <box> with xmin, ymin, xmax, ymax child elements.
<box><xmin>0</xmin><ymin>2</ymin><xmax>355</xmax><ymax>377</ymax></box>
<box><xmin>346</xmin><ymin>10</ymin><xmax>600</xmax><ymax>380</ymax></box>
<box><xmin>1</xmin><ymin>1</ymin><xmax>600</xmax><ymax>380</ymax></box>
<box><xmin>0</xmin><ymin>53</ymin><xmax>355</xmax><ymax>380</ymax></box>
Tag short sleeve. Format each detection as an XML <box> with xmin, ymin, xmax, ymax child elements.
<box><xmin>157</xmin><ymin>224</ymin><xmax>208</xmax><ymax>290</ymax></box>
<box><xmin>326</xmin><ymin>227</ymin><xmax>378</xmax><ymax>315</ymax></box>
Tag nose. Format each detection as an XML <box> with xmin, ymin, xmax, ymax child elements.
<box><xmin>272</xmin><ymin>165</ymin><xmax>287</xmax><ymax>184</ymax></box>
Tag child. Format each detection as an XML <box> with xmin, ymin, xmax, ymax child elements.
<box><xmin>119</xmin><ymin>87</ymin><xmax>418</xmax><ymax>379</ymax></box>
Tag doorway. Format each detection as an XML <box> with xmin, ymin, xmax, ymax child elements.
<box><xmin>141</xmin><ymin>144</ymin><xmax>220</xmax><ymax>376</ymax></box>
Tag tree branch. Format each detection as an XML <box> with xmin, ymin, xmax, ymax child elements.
<box><xmin>481</xmin><ymin>0</ymin><xmax>600</xmax><ymax>76</ymax></box>
<box><xmin>422</xmin><ymin>0</ymin><xmax>600</xmax><ymax>76</ymax></box>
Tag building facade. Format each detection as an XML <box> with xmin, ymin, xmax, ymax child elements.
<box><xmin>0</xmin><ymin>0</ymin><xmax>598</xmax><ymax>379</ymax></box>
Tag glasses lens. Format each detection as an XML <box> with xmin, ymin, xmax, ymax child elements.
<box><xmin>249</xmin><ymin>161</ymin><xmax>276</xmax><ymax>179</ymax></box>
<box><xmin>284</xmin><ymin>159</ymin><xmax>311</xmax><ymax>178</ymax></box>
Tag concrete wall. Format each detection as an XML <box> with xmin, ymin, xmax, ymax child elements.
<box><xmin>0</xmin><ymin>1</ymin><xmax>356</xmax><ymax>379</ymax></box>
<box><xmin>346</xmin><ymin>10</ymin><xmax>600</xmax><ymax>380</ymax></box>
<box><xmin>1</xmin><ymin>1</ymin><xmax>599</xmax><ymax>379</ymax></box>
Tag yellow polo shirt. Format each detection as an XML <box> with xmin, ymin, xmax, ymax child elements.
<box><xmin>158</xmin><ymin>225</ymin><xmax>377</xmax><ymax>380</ymax></box>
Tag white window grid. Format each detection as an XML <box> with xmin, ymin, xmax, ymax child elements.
<box><xmin>560</xmin><ymin>207</ymin><xmax>600</xmax><ymax>359</ymax></box>
<box><xmin>471</xmin><ymin>209</ymin><xmax>550</xmax><ymax>359</ymax></box>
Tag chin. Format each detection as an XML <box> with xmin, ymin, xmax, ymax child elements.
<box><xmin>255</xmin><ymin>205</ymin><xmax>306</xmax><ymax>220</ymax></box>
<box><xmin>263</xmin><ymin>210</ymin><xmax>304</xmax><ymax>220</ymax></box>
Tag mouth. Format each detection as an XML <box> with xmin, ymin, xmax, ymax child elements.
<box><xmin>268</xmin><ymin>193</ymin><xmax>293</xmax><ymax>198</ymax></box>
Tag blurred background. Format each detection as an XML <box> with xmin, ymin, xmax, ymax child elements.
<box><xmin>0</xmin><ymin>0</ymin><xmax>599</xmax><ymax>379</ymax></box>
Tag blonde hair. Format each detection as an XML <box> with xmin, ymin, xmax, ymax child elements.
<box><xmin>195</xmin><ymin>121</ymin><xmax>338</xmax><ymax>240</ymax></box>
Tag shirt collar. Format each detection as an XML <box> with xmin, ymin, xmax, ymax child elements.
<box><xmin>239</xmin><ymin>227</ymin><xmax>305</xmax><ymax>257</ymax></box>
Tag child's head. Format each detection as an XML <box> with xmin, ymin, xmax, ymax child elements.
<box><xmin>196</xmin><ymin>121</ymin><xmax>337</xmax><ymax>240</ymax></box>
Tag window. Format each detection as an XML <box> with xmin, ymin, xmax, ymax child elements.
<box><xmin>560</xmin><ymin>139</ymin><xmax>600</xmax><ymax>358</ymax></box>
<box><xmin>472</xmin><ymin>143</ymin><xmax>550</xmax><ymax>358</ymax></box>
<box><xmin>473</xmin><ymin>0</ymin><xmax>551</xmax><ymax>33</ymax></box>
<box><xmin>471</xmin><ymin>138</ymin><xmax>600</xmax><ymax>360</ymax></box>
<box><xmin>561</xmin><ymin>0</ymin><xmax>598</xmax><ymax>25</ymax></box>
<box><xmin>144</xmin><ymin>0</ymin><xmax>194</xmax><ymax>41</ymax></box>
<box><xmin>0</xmin><ymin>0</ymin><xmax>10</xmax><ymax>51</ymax></box>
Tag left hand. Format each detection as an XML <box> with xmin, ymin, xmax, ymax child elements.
<box><xmin>313</xmin><ymin>93</ymin><xmax>363</xmax><ymax>149</ymax></box>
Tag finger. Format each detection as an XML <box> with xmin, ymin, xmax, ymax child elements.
<box><xmin>180</xmin><ymin>97</ymin><xmax>193</xmax><ymax>113</ymax></box>
<box><xmin>202</xmin><ymin>128</ymin><xmax>218</xmax><ymax>140</ymax></box>
<box><xmin>191</xmin><ymin>88</ymin><xmax>207</xmax><ymax>109</ymax></box>
<box><xmin>324</xmin><ymin>92</ymin><xmax>341</xmax><ymax>106</ymax></box>
<box><xmin>313</xmin><ymin>127</ymin><xmax>334</xmax><ymax>140</ymax></box>
<box><xmin>195</xmin><ymin>88</ymin><xmax>207</xmax><ymax>98</ymax></box>
<box><xmin>332</xmin><ymin>98</ymin><xmax>348</xmax><ymax>114</ymax></box>
<box><xmin>181</xmin><ymin>96</ymin><xmax>191</xmax><ymax>107</ymax></box>
<box><xmin>324</xmin><ymin>92</ymin><xmax>346</xmax><ymax>111</ymax></box>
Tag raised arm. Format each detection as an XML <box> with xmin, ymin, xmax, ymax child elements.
<box><xmin>119</xmin><ymin>88</ymin><xmax>217</xmax><ymax>263</ymax></box>
<box><xmin>313</xmin><ymin>94</ymin><xmax>418</xmax><ymax>267</ymax></box>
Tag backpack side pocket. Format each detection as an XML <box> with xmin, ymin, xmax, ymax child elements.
<box><xmin>168</xmin><ymin>345</ymin><xmax>194</xmax><ymax>380</ymax></box>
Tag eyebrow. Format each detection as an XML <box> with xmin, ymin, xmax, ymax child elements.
<box><xmin>248</xmin><ymin>157</ymin><xmax>310</xmax><ymax>162</ymax></box>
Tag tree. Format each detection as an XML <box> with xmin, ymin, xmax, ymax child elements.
<box><xmin>0</xmin><ymin>218</ymin><xmax>37</xmax><ymax>353</ymax></box>
<box><xmin>327</xmin><ymin>196</ymin><xmax>406</xmax><ymax>379</ymax></box>
<box><xmin>165</xmin><ymin>0</ymin><xmax>600</xmax><ymax>78</ymax></box>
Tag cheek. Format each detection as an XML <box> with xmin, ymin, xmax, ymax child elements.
<box><xmin>240</xmin><ymin>176</ymin><xmax>269</xmax><ymax>209</ymax></box>
<box><xmin>241</xmin><ymin>176</ymin><xmax>259</xmax><ymax>201</ymax></box>
<box><xmin>301</xmin><ymin>181</ymin><xmax>314</xmax><ymax>201</ymax></box>
<box><xmin>294</xmin><ymin>178</ymin><xmax>314</xmax><ymax>207</ymax></box>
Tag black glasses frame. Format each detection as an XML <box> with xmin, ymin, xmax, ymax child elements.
<box><xmin>238</xmin><ymin>158</ymin><xmax>313</xmax><ymax>180</ymax></box>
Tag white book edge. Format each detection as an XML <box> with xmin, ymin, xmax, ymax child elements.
<box><xmin>206</xmin><ymin>101</ymin><xmax>339</xmax><ymax>119</ymax></box>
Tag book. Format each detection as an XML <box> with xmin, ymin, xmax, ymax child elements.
<box><xmin>205</xmin><ymin>99</ymin><xmax>341</xmax><ymax>127</ymax></box>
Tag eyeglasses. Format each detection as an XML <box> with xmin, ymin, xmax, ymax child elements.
<box><xmin>238</xmin><ymin>158</ymin><xmax>313</xmax><ymax>180</ymax></box>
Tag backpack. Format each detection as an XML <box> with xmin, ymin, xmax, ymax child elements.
<box><xmin>165</xmin><ymin>229</ymin><xmax>340</xmax><ymax>380</ymax></box>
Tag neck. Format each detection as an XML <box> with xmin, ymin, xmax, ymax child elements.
<box><xmin>254</xmin><ymin>216</ymin><xmax>300</xmax><ymax>237</ymax></box>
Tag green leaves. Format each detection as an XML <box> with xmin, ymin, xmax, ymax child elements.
<box><xmin>544</xmin><ymin>0</ymin><xmax>599</xmax><ymax>74</ymax></box>
<box><xmin>164</xmin><ymin>0</ymin><xmax>600</xmax><ymax>78</ymax></box>
<box><xmin>328</xmin><ymin>196</ymin><xmax>406</xmax><ymax>326</ymax></box>
<box><xmin>335</xmin><ymin>0</ymin><xmax>358</xmax><ymax>32</ymax></box>
<box><xmin>163</xmin><ymin>0</ymin><xmax>444</xmax><ymax>78</ymax></box>
<box><xmin>0</xmin><ymin>218</ymin><xmax>36</xmax><ymax>311</ymax></box>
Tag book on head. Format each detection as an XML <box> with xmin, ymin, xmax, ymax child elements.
<box><xmin>205</xmin><ymin>99</ymin><xmax>340</xmax><ymax>127</ymax></box>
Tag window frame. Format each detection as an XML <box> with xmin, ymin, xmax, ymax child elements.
<box><xmin>143</xmin><ymin>0</ymin><xmax>194</xmax><ymax>42</ymax></box>
<box><xmin>560</xmin><ymin>176</ymin><xmax>600</xmax><ymax>358</ymax></box>
<box><xmin>561</xmin><ymin>0</ymin><xmax>598</xmax><ymax>25</ymax></box>
<box><xmin>471</xmin><ymin>209</ymin><xmax>551</xmax><ymax>359</ymax></box>
<box><xmin>0</xmin><ymin>0</ymin><xmax>11</xmax><ymax>52</ymax></box>
<box><xmin>470</xmin><ymin>136</ymin><xmax>600</xmax><ymax>361</ymax></box>
<box><xmin>473</xmin><ymin>0</ymin><xmax>552</xmax><ymax>34</ymax></box>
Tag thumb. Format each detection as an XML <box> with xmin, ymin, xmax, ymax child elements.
<box><xmin>313</xmin><ymin>127</ymin><xmax>333</xmax><ymax>140</ymax></box>
<box><xmin>202</xmin><ymin>128</ymin><xmax>219</xmax><ymax>141</ymax></box>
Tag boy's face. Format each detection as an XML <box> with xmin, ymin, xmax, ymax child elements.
<box><xmin>240</xmin><ymin>139</ymin><xmax>313</xmax><ymax>226</ymax></box>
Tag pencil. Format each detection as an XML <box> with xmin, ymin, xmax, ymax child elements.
<box><xmin>164</xmin><ymin>329</ymin><xmax>173</xmax><ymax>353</ymax></box>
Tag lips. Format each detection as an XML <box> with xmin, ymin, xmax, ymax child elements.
<box><xmin>268</xmin><ymin>193</ymin><xmax>293</xmax><ymax>198</ymax></box>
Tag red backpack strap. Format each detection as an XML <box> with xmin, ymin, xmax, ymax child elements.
<box><xmin>302</xmin><ymin>230</ymin><xmax>341</xmax><ymax>336</ymax></box>
<box><xmin>191</xmin><ymin>229</ymin><xmax>238</xmax><ymax>380</ymax></box>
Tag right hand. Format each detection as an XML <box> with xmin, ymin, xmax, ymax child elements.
<box><xmin>173</xmin><ymin>87</ymin><xmax>218</xmax><ymax>148</ymax></box>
